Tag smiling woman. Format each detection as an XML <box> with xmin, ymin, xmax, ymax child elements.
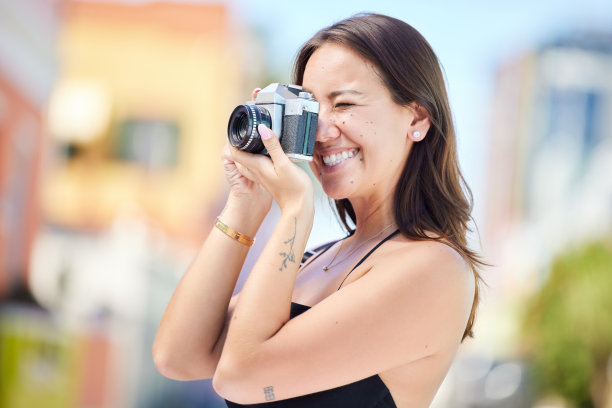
<box><xmin>153</xmin><ymin>13</ymin><xmax>484</xmax><ymax>408</ymax></box>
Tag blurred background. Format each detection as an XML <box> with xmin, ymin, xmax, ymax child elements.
<box><xmin>1</xmin><ymin>0</ymin><xmax>611</xmax><ymax>407</ymax></box>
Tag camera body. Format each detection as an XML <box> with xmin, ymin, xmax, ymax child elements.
<box><xmin>227</xmin><ymin>83</ymin><xmax>319</xmax><ymax>162</ymax></box>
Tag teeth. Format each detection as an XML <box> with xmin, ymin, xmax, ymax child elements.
<box><xmin>322</xmin><ymin>149</ymin><xmax>359</xmax><ymax>166</ymax></box>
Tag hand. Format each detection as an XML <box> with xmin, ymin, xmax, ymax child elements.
<box><xmin>222</xmin><ymin>87</ymin><xmax>272</xmax><ymax>217</ymax></box>
<box><xmin>228</xmin><ymin>124</ymin><xmax>314</xmax><ymax>215</ymax></box>
<box><xmin>222</xmin><ymin>142</ymin><xmax>273</xmax><ymax>215</ymax></box>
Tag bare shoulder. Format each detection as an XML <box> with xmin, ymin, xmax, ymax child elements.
<box><xmin>379</xmin><ymin>235</ymin><xmax>471</xmax><ymax>272</ymax></box>
<box><xmin>367</xmin><ymin>237</ymin><xmax>475</xmax><ymax>307</ymax></box>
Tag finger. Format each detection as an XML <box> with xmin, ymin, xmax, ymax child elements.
<box><xmin>221</xmin><ymin>142</ymin><xmax>233</xmax><ymax>161</ymax></box>
<box><xmin>257</xmin><ymin>124</ymin><xmax>290</xmax><ymax>166</ymax></box>
<box><xmin>235</xmin><ymin>162</ymin><xmax>257</xmax><ymax>182</ymax></box>
<box><xmin>229</xmin><ymin>144</ymin><xmax>272</xmax><ymax>179</ymax></box>
<box><xmin>251</xmin><ymin>88</ymin><xmax>261</xmax><ymax>101</ymax></box>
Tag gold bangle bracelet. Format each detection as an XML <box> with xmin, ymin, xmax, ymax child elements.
<box><xmin>215</xmin><ymin>217</ymin><xmax>255</xmax><ymax>247</ymax></box>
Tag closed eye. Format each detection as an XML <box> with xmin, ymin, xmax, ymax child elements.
<box><xmin>334</xmin><ymin>102</ymin><xmax>354</xmax><ymax>109</ymax></box>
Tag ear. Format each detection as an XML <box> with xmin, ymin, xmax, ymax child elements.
<box><xmin>408</xmin><ymin>103</ymin><xmax>431</xmax><ymax>142</ymax></box>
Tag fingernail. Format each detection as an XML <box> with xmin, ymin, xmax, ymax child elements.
<box><xmin>258</xmin><ymin>124</ymin><xmax>272</xmax><ymax>140</ymax></box>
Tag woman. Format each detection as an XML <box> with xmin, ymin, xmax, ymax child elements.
<box><xmin>154</xmin><ymin>13</ymin><xmax>483</xmax><ymax>408</ymax></box>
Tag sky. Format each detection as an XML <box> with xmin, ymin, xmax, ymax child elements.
<box><xmin>224</xmin><ymin>0</ymin><xmax>612</xmax><ymax>234</ymax></box>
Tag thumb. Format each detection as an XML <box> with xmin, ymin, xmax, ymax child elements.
<box><xmin>258</xmin><ymin>124</ymin><xmax>289</xmax><ymax>165</ymax></box>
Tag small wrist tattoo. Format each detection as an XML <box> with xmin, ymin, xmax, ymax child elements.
<box><xmin>263</xmin><ymin>386</ymin><xmax>275</xmax><ymax>401</ymax></box>
<box><xmin>279</xmin><ymin>217</ymin><xmax>297</xmax><ymax>271</ymax></box>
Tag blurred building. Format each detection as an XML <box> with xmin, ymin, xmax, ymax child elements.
<box><xmin>0</xmin><ymin>0</ymin><xmax>60</xmax><ymax>298</ymax></box>
<box><xmin>32</xmin><ymin>0</ymin><xmax>262</xmax><ymax>322</ymax></box>
<box><xmin>43</xmin><ymin>0</ymin><xmax>254</xmax><ymax>242</ymax></box>
<box><xmin>484</xmin><ymin>30</ymin><xmax>612</xmax><ymax>295</ymax></box>
<box><xmin>460</xmin><ymin>30</ymin><xmax>612</xmax><ymax>408</ymax></box>
<box><xmin>1</xmin><ymin>1</ymin><xmax>262</xmax><ymax>407</ymax></box>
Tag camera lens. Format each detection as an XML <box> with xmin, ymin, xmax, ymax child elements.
<box><xmin>227</xmin><ymin>105</ymin><xmax>271</xmax><ymax>153</ymax></box>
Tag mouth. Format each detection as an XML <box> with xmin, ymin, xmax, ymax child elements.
<box><xmin>321</xmin><ymin>148</ymin><xmax>360</xmax><ymax>167</ymax></box>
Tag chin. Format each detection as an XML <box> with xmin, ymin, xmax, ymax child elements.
<box><xmin>321</xmin><ymin>183</ymin><xmax>352</xmax><ymax>201</ymax></box>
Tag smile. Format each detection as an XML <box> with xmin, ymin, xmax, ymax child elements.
<box><xmin>322</xmin><ymin>149</ymin><xmax>360</xmax><ymax>166</ymax></box>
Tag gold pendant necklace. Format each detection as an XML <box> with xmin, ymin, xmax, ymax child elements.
<box><xmin>322</xmin><ymin>224</ymin><xmax>395</xmax><ymax>272</ymax></box>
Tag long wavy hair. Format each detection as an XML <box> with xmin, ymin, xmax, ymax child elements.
<box><xmin>293</xmin><ymin>13</ymin><xmax>483</xmax><ymax>340</ymax></box>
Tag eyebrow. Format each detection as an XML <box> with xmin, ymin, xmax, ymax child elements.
<box><xmin>301</xmin><ymin>88</ymin><xmax>363</xmax><ymax>99</ymax></box>
<box><xmin>329</xmin><ymin>89</ymin><xmax>363</xmax><ymax>98</ymax></box>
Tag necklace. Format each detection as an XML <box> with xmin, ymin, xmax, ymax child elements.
<box><xmin>322</xmin><ymin>224</ymin><xmax>395</xmax><ymax>272</ymax></box>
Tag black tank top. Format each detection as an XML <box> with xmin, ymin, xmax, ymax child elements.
<box><xmin>225</xmin><ymin>230</ymin><xmax>400</xmax><ymax>408</ymax></box>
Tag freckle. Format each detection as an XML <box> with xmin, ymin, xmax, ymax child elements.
<box><xmin>335</xmin><ymin>321</ymin><xmax>339</xmax><ymax>325</ymax></box>
<box><xmin>373</xmin><ymin>183</ymin><xmax>376</xmax><ymax>186</ymax></box>
<box><xmin>342</xmin><ymin>121</ymin><xmax>345</xmax><ymax>124</ymax></box>
<box><xmin>350</xmin><ymin>180</ymin><xmax>354</xmax><ymax>184</ymax></box>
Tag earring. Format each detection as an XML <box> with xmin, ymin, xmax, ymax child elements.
<box><xmin>413</xmin><ymin>131</ymin><xmax>421</xmax><ymax>140</ymax></box>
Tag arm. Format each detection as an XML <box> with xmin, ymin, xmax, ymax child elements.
<box><xmin>216</xmin><ymin>124</ymin><xmax>315</xmax><ymax>349</ymax></box>
<box><xmin>153</xmin><ymin>144</ymin><xmax>272</xmax><ymax>381</ymax></box>
<box><xmin>214</xmin><ymin>239</ymin><xmax>475</xmax><ymax>404</ymax></box>
<box><xmin>211</xmin><ymin>126</ymin><xmax>474</xmax><ymax>404</ymax></box>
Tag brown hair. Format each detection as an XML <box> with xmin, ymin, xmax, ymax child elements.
<box><xmin>293</xmin><ymin>13</ymin><xmax>483</xmax><ymax>340</ymax></box>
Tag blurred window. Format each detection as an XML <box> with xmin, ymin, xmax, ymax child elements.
<box><xmin>115</xmin><ymin>118</ymin><xmax>180</xmax><ymax>169</ymax></box>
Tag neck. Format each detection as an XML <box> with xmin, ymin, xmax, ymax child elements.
<box><xmin>348</xmin><ymin>192</ymin><xmax>397</xmax><ymax>240</ymax></box>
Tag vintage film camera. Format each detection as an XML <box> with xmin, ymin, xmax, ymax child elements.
<box><xmin>227</xmin><ymin>83</ymin><xmax>319</xmax><ymax>161</ymax></box>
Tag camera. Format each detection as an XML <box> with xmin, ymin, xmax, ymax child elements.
<box><xmin>227</xmin><ymin>83</ymin><xmax>319</xmax><ymax>162</ymax></box>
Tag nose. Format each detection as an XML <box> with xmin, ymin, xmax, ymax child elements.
<box><xmin>315</xmin><ymin>109</ymin><xmax>340</xmax><ymax>143</ymax></box>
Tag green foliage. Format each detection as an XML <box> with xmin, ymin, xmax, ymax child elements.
<box><xmin>522</xmin><ymin>240</ymin><xmax>612</xmax><ymax>407</ymax></box>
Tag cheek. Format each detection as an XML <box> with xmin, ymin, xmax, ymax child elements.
<box><xmin>309</xmin><ymin>160</ymin><xmax>322</xmax><ymax>179</ymax></box>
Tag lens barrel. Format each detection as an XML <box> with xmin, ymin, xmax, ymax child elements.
<box><xmin>227</xmin><ymin>104</ymin><xmax>272</xmax><ymax>153</ymax></box>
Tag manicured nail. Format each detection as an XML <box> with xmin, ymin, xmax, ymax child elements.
<box><xmin>258</xmin><ymin>124</ymin><xmax>272</xmax><ymax>140</ymax></box>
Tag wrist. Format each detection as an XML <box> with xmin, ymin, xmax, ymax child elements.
<box><xmin>280</xmin><ymin>190</ymin><xmax>313</xmax><ymax>215</ymax></box>
<box><xmin>280</xmin><ymin>198</ymin><xmax>314</xmax><ymax>225</ymax></box>
<box><xmin>220</xmin><ymin>199</ymin><xmax>268</xmax><ymax>239</ymax></box>
<box><xmin>227</xmin><ymin>191</ymin><xmax>271</xmax><ymax>214</ymax></box>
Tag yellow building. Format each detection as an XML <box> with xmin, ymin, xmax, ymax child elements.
<box><xmin>43</xmin><ymin>1</ymin><xmax>260</xmax><ymax>244</ymax></box>
<box><xmin>1</xmin><ymin>3</ymin><xmax>264</xmax><ymax>407</ymax></box>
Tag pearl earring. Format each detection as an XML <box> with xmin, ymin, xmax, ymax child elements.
<box><xmin>413</xmin><ymin>131</ymin><xmax>421</xmax><ymax>139</ymax></box>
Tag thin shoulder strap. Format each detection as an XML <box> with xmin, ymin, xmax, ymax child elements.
<box><xmin>300</xmin><ymin>233</ymin><xmax>351</xmax><ymax>266</ymax></box>
<box><xmin>337</xmin><ymin>229</ymin><xmax>401</xmax><ymax>290</ymax></box>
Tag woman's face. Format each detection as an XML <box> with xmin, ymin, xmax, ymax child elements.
<box><xmin>302</xmin><ymin>42</ymin><xmax>416</xmax><ymax>202</ymax></box>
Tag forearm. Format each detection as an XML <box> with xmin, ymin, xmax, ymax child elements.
<box><xmin>223</xmin><ymin>201</ymin><xmax>314</xmax><ymax>354</ymax></box>
<box><xmin>153</xmin><ymin>199</ymin><xmax>267</xmax><ymax>379</ymax></box>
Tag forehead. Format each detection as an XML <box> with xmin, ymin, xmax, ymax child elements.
<box><xmin>302</xmin><ymin>42</ymin><xmax>382</xmax><ymax>96</ymax></box>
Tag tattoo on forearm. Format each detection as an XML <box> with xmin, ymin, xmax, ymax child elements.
<box><xmin>279</xmin><ymin>217</ymin><xmax>297</xmax><ymax>271</ymax></box>
<box><xmin>264</xmin><ymin>386</ymin><xmax>275</xmax><ymax>401</ymax></box>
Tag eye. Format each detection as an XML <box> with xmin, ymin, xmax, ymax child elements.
<box><xmin>334</xmin><ymin>102</ymin><xmax>354</xmax><ymax>109</ymax></box>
